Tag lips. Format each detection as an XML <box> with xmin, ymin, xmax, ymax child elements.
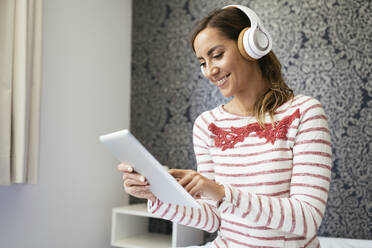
<box><xmin>216</xmin><ymin>74</ymin><xmax>230</xmax><ymax>87</ymax></box>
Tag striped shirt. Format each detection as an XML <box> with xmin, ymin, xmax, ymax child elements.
<box><xmin>148</xmin><ymin>95</ymin><xmax>332</xmax><ymax>248</ymax></box>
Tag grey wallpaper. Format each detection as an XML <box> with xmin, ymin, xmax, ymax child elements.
<box><xmin>130</xmin><ymin>0</ymin><xmax>372</xmax><ymax>239</ymax></box>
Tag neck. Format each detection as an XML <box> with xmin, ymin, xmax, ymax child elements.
<box><xmin>229</xmin><ymin>98</ymin><xmax>255</xmax><ymax>116</ymax></box>
<box><xmin>229</xmin><ymin>68</ymin><xmax>269</xmax><ymax>117</ymax></box>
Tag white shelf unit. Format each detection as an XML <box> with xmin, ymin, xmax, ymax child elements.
<box><xmin>111</xmin><ymin>203</ymin><xmax>204</xmax><ymax>248</ymax></box>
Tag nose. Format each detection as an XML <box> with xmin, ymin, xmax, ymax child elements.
<box><xmin>205</xmin><ymin>65</ymin><xmax>219</xmax><ymax>79</ymax></box>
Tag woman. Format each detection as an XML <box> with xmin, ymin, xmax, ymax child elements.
<box><xmin>118</xmin><ymin>5</ymin><xmax>331</xmax><ymax>248</ymax></box>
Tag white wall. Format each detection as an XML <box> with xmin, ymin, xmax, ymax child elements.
<box><xmin>0</xmin><ymin>0</ymin><xmax>132</xmax><ymax>247</ymax></box>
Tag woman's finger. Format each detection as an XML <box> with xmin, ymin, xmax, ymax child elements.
<box><xmin>189</xmin><ymin>180</ymin><xmax>203</xmax><ymax>197</ymax></box>
<box><xmin>124</xmin><ymin>178</ymin><xmax>149</xmax><ymax>188</ymax></box>
<box><xmin>117</xmin><ymin>163</ymin><xmax>134</xmax><ymax>172</ymax></box>
<box><xmin>117</xmin><ymin>163</ymin><xmax>133</xmax><ymax>172</ymax></box>
<box><xmin>123</xmin><ymin>172</ymin><xmax>147</xmax><ymax>184</ymax></box>
<box><xmin>184</xmin><ymin>176</ymin><xmax>199</xmax><ymax>192</ymax></box>
<box><xmin>168</xmin><ymin>169</ymin><xmax>190</xmax><ymax>178</ymax></box>
<box><xmin>178</xmin><ymin>172</ymin><xmax>196</xmax><ymax>187</ymax></box>
<box><xmin>125</xmin><ymin>185</ymin><xmax>151</xmax><ymax>196</ymax></box>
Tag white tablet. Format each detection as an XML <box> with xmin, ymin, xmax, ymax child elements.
<box><xmin>100</xmin><ymin>129</ymin><xmax>200</xmax><ymax>208</ymax></box>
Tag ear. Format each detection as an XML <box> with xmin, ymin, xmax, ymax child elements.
<box><xmin>200</xmin><ymin>66</ymin><xmax>206</xmax><ymax>77</ymax></box>
<box><xmin>237</xmin><ymin>27</ymin><xmax>256</xmax><ymax>61</ymax></box>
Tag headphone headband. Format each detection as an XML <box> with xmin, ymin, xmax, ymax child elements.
<box><xmin>223</xmin><ymin>5</ymin><xmax>258</xmax><ymax>29</ymax></box>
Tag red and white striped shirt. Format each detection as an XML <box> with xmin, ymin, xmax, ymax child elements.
<box><xmin>148</xmin><ymin>95</ymin><xmax>332</xmax><ymax>248</ymax></box>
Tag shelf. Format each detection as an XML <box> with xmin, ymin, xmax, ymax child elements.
<box><xmin>111</xmin><ymin>203</ymin><xmax>204</xmax><ymax>248</ymax></box>
<box><xmin>113</xmin><ymin>203</ymin><xmax>152</xmax><ymax>218</ymax></box>
<box><xmin>112</xmin><ymin>232</ymin><xmax>172</xmax><ymax>248</ymax></box>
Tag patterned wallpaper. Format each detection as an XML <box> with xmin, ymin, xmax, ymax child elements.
<box><xmin>130</xmin><ymin>0</ymin><xmax>372</xmax><ymax>239</ymax></box>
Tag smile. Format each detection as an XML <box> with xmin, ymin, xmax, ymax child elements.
<box><xmin>216</xmin><ymin>74</ymin><xmax>230</xmax><ymax>87</ymax></box>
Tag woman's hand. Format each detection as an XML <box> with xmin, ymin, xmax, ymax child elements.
<box><xmin>117</xmin><ymin>163</ymin><xmax>156</xmax><ymax>202</ymax></box>
<box><xmin>169</xmin><ymin>169</ymin><xmax>225</xmax><ymax>202</ymax></box>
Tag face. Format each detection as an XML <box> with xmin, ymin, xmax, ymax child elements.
<box><xmin>194</xmin><ymin>27</ymin><xmax>258</xmax><ymax>98</ymax></box>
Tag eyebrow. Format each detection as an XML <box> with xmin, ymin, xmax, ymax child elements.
<box><xmin>197</xmin><ymin>45</ymin><xmax>224</xmax><ymax>60</ymax></box>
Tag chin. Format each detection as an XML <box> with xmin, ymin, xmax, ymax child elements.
<box><xmin>220</xmin><ymin>90</ymin><xmax>233</xmax><ymax>98</ymax></box>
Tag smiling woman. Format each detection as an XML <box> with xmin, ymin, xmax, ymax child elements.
<box><xmin>191</xmin><ymin>6</ymin><xmax>293</xmax><ymax>129</ymax></box>
<box><xmin>195</xmin><ymin>28</ymin><xmax>263</xmax><ymax>100</ymax></box>
<box><xmin>118</xmin><ymin>4</ymin><xmax>332</xmax><ymax>248</ymax></box>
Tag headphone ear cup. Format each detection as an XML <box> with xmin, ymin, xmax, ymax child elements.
<box><xmin>253</xmin><ymin>30</ymin><xmax>269</xmax><ymax>51</ymax></box>
<box><xmin>224</xmin><ymin>5</ymin><xmax>272</xmax><ymax>59</ymax></box>
<box><xmin>238</xmin><ymin>27</ymin><xmax>255</xmax><ymax>60</ymax></box>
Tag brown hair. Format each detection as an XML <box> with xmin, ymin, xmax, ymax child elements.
<box><xmin>191</xmin><ymin>8</ymin><xmax>294</xmax><ymax>128</ymax></box>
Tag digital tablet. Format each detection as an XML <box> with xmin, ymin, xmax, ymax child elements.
<box><xmin>99</xmin><ymin>129</ymin><xmax>200</xmax><ymax>208</ymax></box>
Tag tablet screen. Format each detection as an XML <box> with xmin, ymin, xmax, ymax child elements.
<box><xmin>100</xmin><ymin>129</ymin><xmax>200</xmax><ymax>208</ymax></box>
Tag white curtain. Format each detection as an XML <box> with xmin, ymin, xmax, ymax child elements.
<box><xmin>0</xmin><ymin>0</ymin><xmax>43</xmax><ymax>185</ymax></box>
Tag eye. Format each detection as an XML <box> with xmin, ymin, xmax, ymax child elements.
<box><xmin>213</xmin><ymin>52</ymin><xmax>223</xmax><ymax>59</ymax></box>
<box><xmin>200</xmin><ymin>62</ymin><xmax>206</xmax><ymax>67</ymax></box>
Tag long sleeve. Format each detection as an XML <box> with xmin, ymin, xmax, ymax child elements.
<box><xmin>217</xmin><ymin>98</ymin><xmax>332</xmax><ymax>239</ymax></box>
<box><xmin>147</xmin><ymin>197</ymin><xmax>220</xmax><ymax>233</ymax></box>
<box><xmin>147</xmin><ymin>114</ymin><xmax>221</xmax><ymax>233</ymax></box>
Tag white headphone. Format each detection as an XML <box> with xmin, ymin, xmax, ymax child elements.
<box><xmin>200</xmin><ymin>5</ymin><xmax>272</xmax><ymax>77</ymax></box>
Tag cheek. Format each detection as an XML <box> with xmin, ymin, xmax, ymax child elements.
<box><xmin>214</xmin><ymin>59</ymin><xmax>229</xmax><ymax>70</ymax></box>
<box><xmin>236</xmin><ymin>62</ymin><xmax>252</xmax><ymax>79</ymax></box>
<box><xmin>234</xmin><ymin>68</ymin><xmax>250</xmax><ymax>89</ymax></box>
